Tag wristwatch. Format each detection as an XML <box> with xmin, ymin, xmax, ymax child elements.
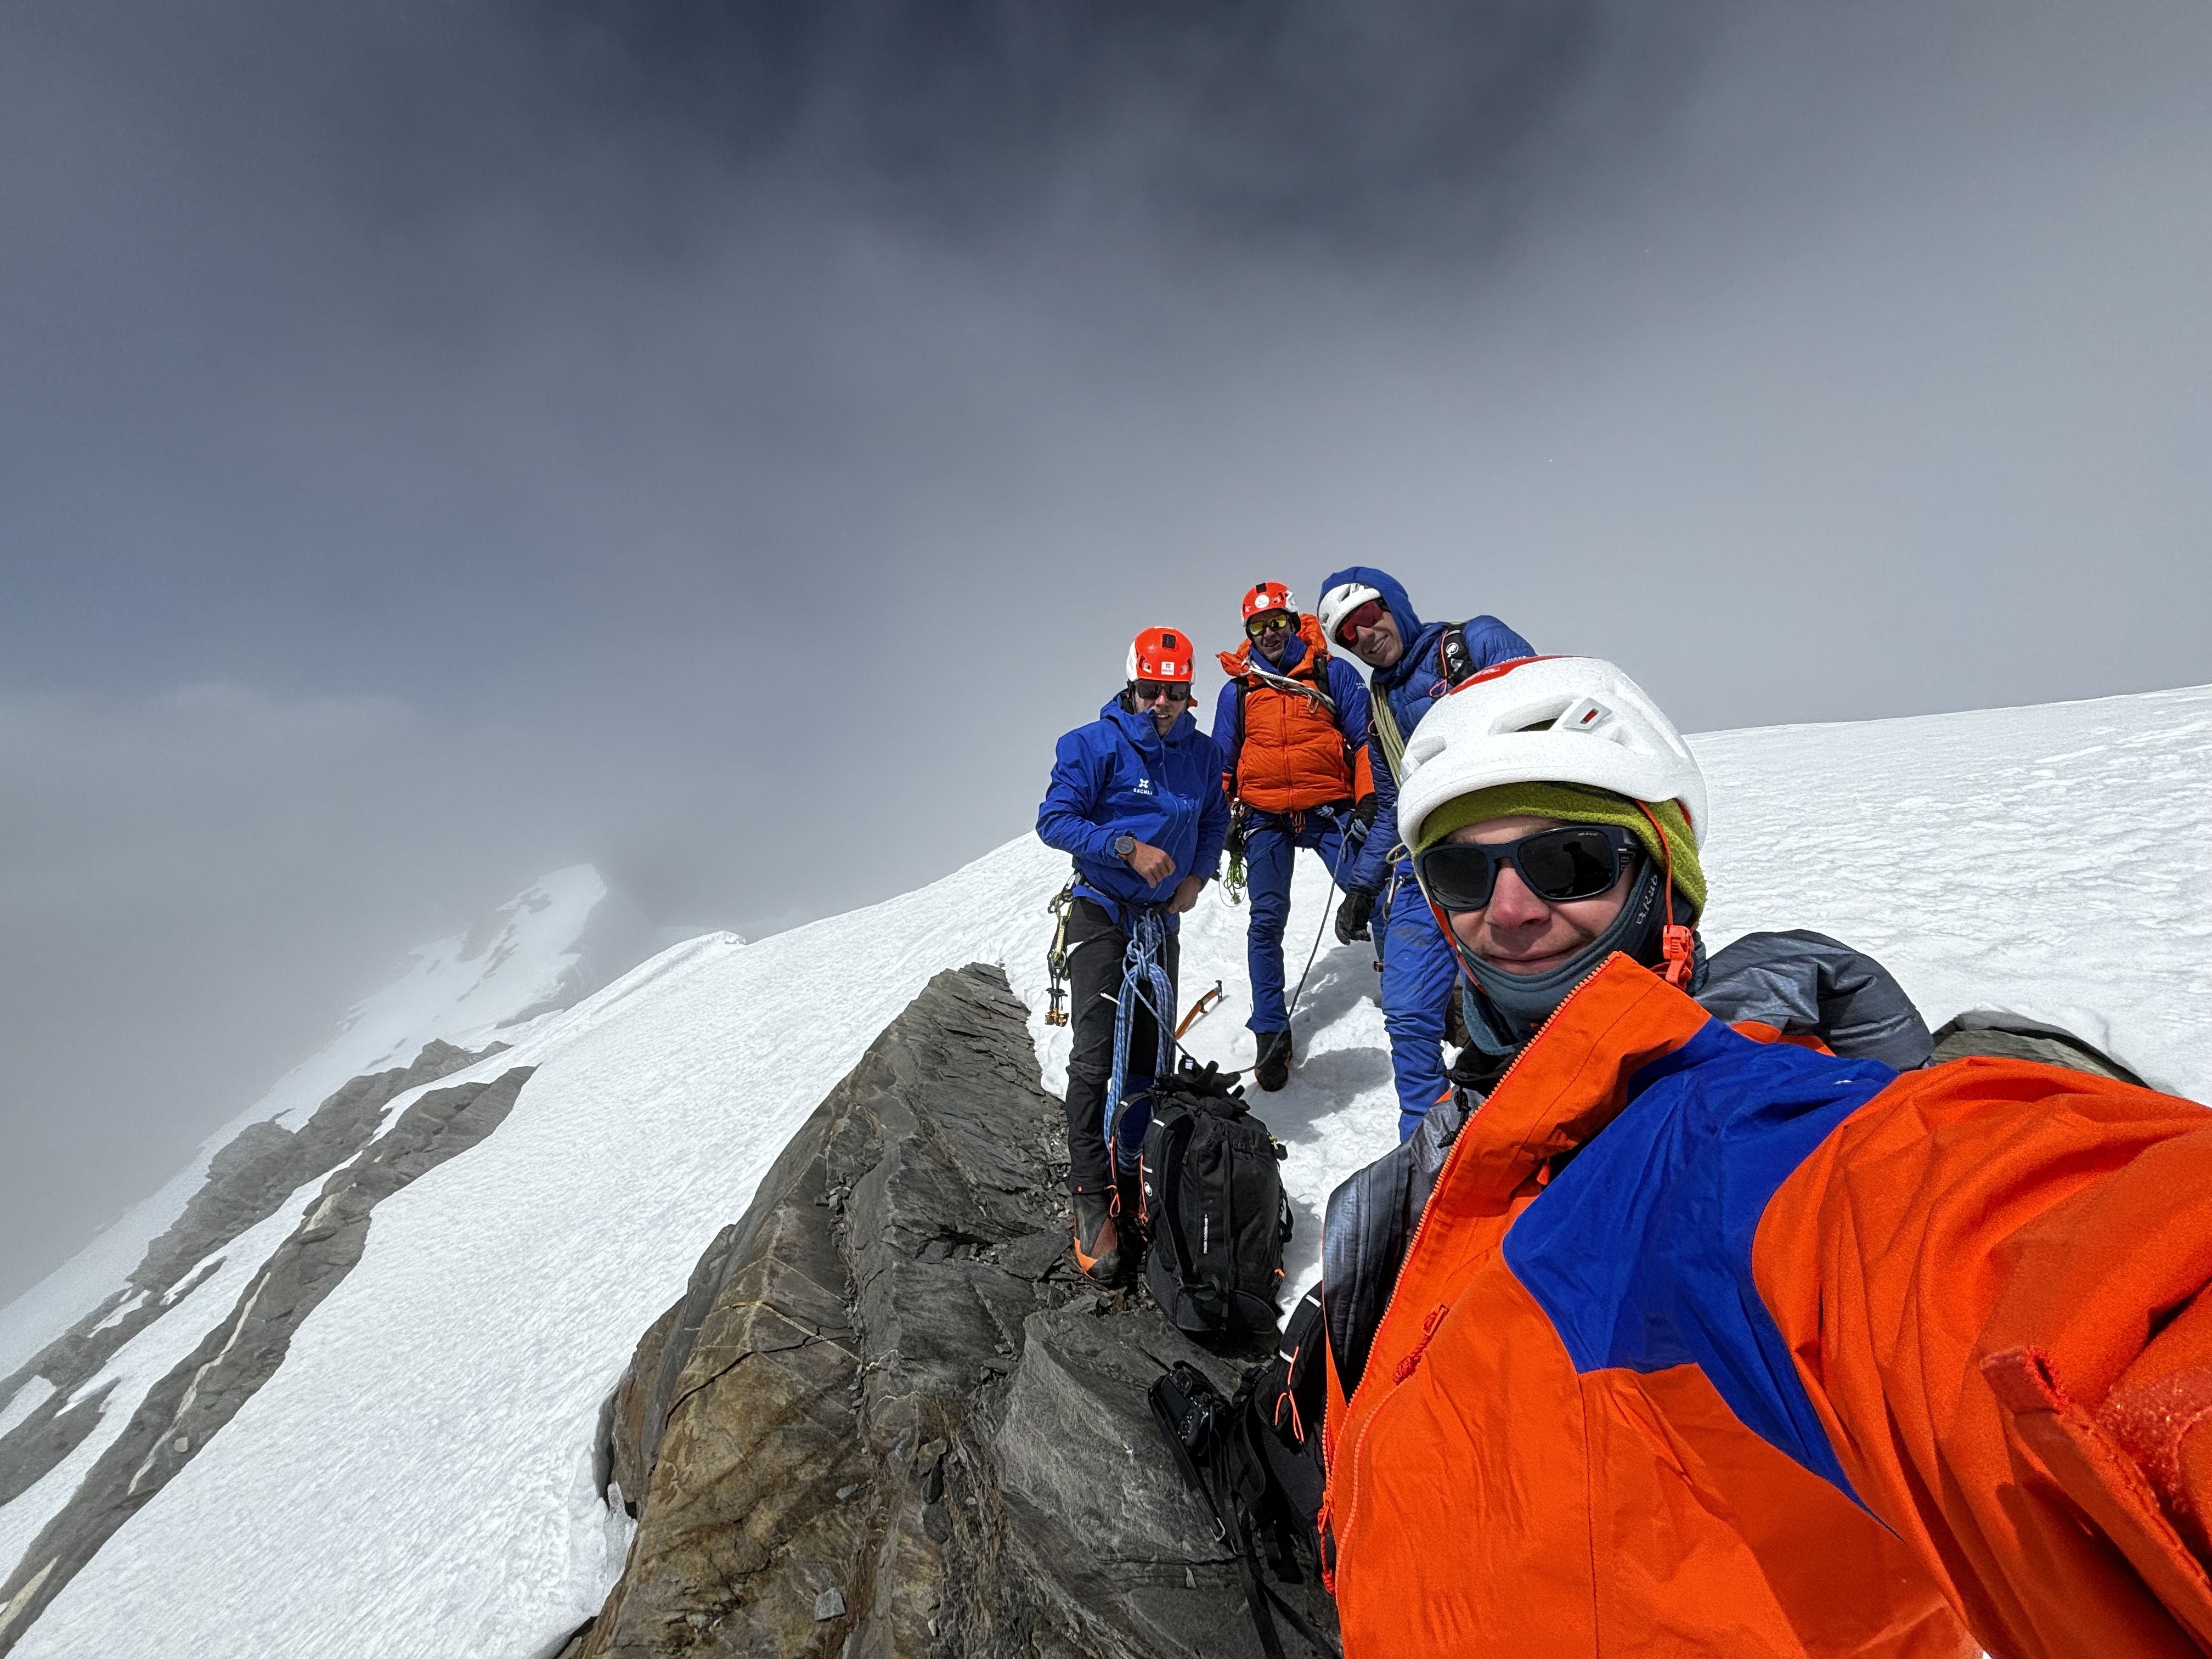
<box><xmin>1112</xmin><ymin>833</ymin><xmax>1138</xmax><ymax>860</ymax></box>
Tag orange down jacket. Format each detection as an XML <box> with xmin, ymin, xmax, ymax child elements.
<box><xmin>1323</xmin><ymin>952</ymin><xmax>2212</xmax><ymax>1658</ymax></box>
<box><xmin>1216</xmin><ymin>615</ymin><xmax>1375</xmax><ymax>814</ymax></box>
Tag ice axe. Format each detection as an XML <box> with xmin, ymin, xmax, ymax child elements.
<box><xmin>1174</xmin><ymin>980</ymin><xmax>1224</xmax><ymax>1038</ymax></box>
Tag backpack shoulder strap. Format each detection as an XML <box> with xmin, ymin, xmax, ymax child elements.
<box><xmin>1227</xmin><ymin>679</ymin><xmax>1252</xmax><ymax>800</ymax></box>
<box><xmin>1438</xmin><ymin>623</ymin><xmax>1476</xmax><ymax>688</ymax></box>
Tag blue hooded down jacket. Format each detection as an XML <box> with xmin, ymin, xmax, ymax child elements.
<box><xmin>1036</xmin><ymin>696</ymin><xmax>1231</xmax><ymax>928</ymax></box>
<box><xmin>1319</xmin><ymin>565</ymin><xmax>1534</xmax><ymax>893</ymax></box>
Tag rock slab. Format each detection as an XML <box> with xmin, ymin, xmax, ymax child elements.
<box><xmin>575</xmin><ymin>963</ymin><xmax>1334</xmax><ymax>1658</ymax></box>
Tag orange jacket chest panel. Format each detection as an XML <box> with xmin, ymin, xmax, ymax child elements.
<box><xmin>1235</xmin><ymin>678</ymin><xmax>1353</xmax><ymax>810</ymax></box>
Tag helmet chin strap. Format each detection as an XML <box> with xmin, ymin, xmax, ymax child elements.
<box><xmin>1635</xmin><ymin>799</ymin><xmax>1696</xmax><ymax>989</ymax></box>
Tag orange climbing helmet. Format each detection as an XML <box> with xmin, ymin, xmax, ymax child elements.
<box><xmin>1241</xmin><ymin>582</ymin><xmax>1295</xmax><ymax>624</ymax></box>
<box><xmin>1125</xmin><ymin>627</ymin><xmax>1195</xmax><ymax>683</ymax></box>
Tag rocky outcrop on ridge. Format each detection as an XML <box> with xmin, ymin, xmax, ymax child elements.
<box><xmin>0</xmin><ymin>1056</ymin><xmax>532</xmax><ymax>1654</ymax></box>
<box><xmin>1931</xmin><ymin>1010</ymin><xmax>2149</xmax><ymax>1085</ymax></box>
<box><xmin>569</xmin><ymin>963</ymin><xmax>1332</xmax><ymax>1659</ymax></box>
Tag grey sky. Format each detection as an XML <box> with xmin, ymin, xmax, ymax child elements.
<box><xmin>3</xmin><ymin>0</ymin><xmax>2208</xmax><ymax>1301</ymax></box>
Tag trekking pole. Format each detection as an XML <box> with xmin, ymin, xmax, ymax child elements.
<box><xmin>1283</xmin><ymin>813</ymin><xmax>1356</xmax><ymax>1031</ymax></box>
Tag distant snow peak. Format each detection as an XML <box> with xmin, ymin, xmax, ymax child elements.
<box><xmin>261</xmin><ymin>865</ymin><xmax>648</xmax><ymax>1130</ymax></box>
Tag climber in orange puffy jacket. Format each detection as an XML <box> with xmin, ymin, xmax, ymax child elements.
<box><xmin>1211</xmin><ymin>582</ymin><xmax>1375</xmax><ymax>1092</ymax></box>
<box><xmin>1318</xmin><ymin>654</ymin><xmax>2212</xmax><ymax>1658</ymax></box>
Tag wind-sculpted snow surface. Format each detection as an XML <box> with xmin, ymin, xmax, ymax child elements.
<box><xmin>5</xmin><ymin>686</ymin><xmax>2208</xmax><ymax>1658</ymax></box>
<box><xmin>0</xmin><ymin>865</ymin><xmax>636</xmax><ymax>1387</ymax></box>
<box><xmin>1694</xmin><ymin>682</ymin><xmax>2212</xmax><ymax>1105</ymax></box>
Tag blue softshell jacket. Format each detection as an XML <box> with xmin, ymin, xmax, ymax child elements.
<box><xmin>1207</xmin><ymin>627</ymin><xmax>1373</xmax><ymax>813</ymax></box>
<box><xmin>1036</xmin><ymin>697</ymin><xmax>1231</xmax><ymax>929</ymax></box>
<box><xmin>1320</xmin><ymin>566</ymin><xmax>1534</xmax><ymax>893</ymax></box>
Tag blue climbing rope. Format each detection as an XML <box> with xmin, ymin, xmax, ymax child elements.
<box><xmin>1102</xmin><ymin>905</ymin><xmax>1175</xmax><ymax>1158</ymax></box>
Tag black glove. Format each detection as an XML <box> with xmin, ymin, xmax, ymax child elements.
<box><xmin>1223</xmin><ymin>804</ymin><xmax>1248</xmax><ymax>860</ymax></box>
<box><xmin>1170</xmin><ymin>1056</ymin><xmax>1246</xmax><ymax>1102</ymax></box>
<box><xmin>1338</xmin><ymin>794</ymin><xmax>1379</xmax><ymax>848</ymax></box>
<box><xmin>1334</xmin><ymin>889</ymin><xmax>1374</xmax><ymax>945</ymax></box>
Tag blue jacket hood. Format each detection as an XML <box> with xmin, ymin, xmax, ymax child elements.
<box><xmin>1319</xmin><ymin>566</ymin><xmax>1432</xmax><ymax>690</ymax></box>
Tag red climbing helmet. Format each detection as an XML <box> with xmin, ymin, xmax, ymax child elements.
<box><xmin>1125</xmin><ymin>627</ymin><xmax>1195</xmax><ymax>682</ymax></box>
<box><xmin>1241</xmin><ymin>582</ymin><xmax>1295</xmax><ymax>623</ymax></box>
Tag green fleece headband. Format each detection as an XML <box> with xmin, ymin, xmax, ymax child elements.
<box><xmin>1415</xmin><ymin>782</ymin><xmax>1706</xmax><ymax>917</ymax></box>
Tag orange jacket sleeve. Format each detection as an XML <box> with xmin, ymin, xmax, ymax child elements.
<box><xmin>1757</xmin><ymin>1058</ymin><xmax>2212</xmax><ymax>1657</ymax></box>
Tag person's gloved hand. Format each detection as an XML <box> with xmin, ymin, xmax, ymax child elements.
<box><xmin>1224</xmin><ymin>805</ymin><xmax>1248</xmax><ymax>860</ymax></box>
<box><xmin>1334</xmin><ymin>889</ymin><xmax>1373</xmax><ymax>945</ymax></box>
<box><xmin>1172</xmin><ymin>1056</ymin><xmax>1245</xmax><ymax>1101</ymax></box>
<box><xmin>1342</xmin><ymin>794</ymin><xmax>1379</xmax><ymax>847</ymax></box>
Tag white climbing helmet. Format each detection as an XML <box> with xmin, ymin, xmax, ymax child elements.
<box><xmin>1316</xmin><ymin>580</ymin><xmax>1384</xmax><ymax>647</ymax></box>
<box><xmin>1395</xmin><ymin>656</ymin><xmax>1708</xmax><ymax>852</ymax></box>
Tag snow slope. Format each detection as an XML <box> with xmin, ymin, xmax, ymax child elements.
<box><xmin>0</xmin><ymin>865</ymin><xmax>661</xmax><ymax>1628</ymax></box>
<box><xmin>8</xmin><ymin>685</ymin><xmax>2209</xmax><ymax>1658</ymax></box>
<box><xmin>0</xmin><ymin>866</ymin><xmax>642</xmax><ymax>1386</ymax></box>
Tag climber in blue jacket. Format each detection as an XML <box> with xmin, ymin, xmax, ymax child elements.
<box><xmin>1316</xmin><ymin>567</ymin><xmax>1534</xmax><ymax>1139</ymax></box>
<box><xmin>1036</xmin><ymin>626</ymin><xmax>1229</xmax><ymax>1283</ymax></box>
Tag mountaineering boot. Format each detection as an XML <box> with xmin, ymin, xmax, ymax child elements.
<box><xmin>1070</xmin><ymin>1188</ymin><xmax>1124</xmax><ymax>1284</ymax></box>
<box><xmin>1114</xmin><ymin>1148</ymin><xmax>1149</xmax><ymax>1255</ymax></box>
<box><xmin>1254</xmin><ymin>1029</ymin><xmax>1294</xmax><ymax>1092</ymax></box>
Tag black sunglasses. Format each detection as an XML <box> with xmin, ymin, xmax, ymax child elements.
<box><xmin>1246</xmin><ymin>611</ymin><xmax>1294</xmax><ymax>638</ymax></box>
<box><xmin>1415</xmin><ymin>824</ymin><xmax>1639</xmax><ymax>912</ymax></box>
<box><xmin>1133</xmin><ymin>680</ymin><xmax>1193</xmax><ymax>703</ymax></box>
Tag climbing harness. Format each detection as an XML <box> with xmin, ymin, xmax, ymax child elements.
<box><xmin>1042</xmin><ymin>878</ymin><xmax>1076</xmax><ymax>1026</ymax></box>
<box><xmin>1103</xmin><ymin>906</ymin><xmax>1177</xmax><ymax>1155</ymax></box>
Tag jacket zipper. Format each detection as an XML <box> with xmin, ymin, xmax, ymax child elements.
<box><xmin>1329</xmin><ymin>958</ymin><xmax>1618</xmax><ymax>1594</ymax></box>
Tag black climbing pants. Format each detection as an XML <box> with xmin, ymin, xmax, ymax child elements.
<box><xmin>1062</xmin><ymin>898</ymin><xmax>1180</xmax><ymax>1196</ymax></box>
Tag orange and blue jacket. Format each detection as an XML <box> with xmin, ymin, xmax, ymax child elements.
<box><xmin>1323</xmin><ymin>952</ymin><xmax>2212</xmax><ymax>1657</ymax></box>
<box><xmin>1211</xmin><ymin>615</ymin><xmax>1375</xmax><ymax>816</ymax></box>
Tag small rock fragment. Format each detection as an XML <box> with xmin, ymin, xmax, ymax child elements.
<box><xmin>814</xmin><ymin>1587</ymin><xmax>846</xmax><ymax>1621</ymax></box>
<box><xmin>836</xmin><ymin>1483</ymin><xmax>861</xmax><ymax>1500</ymax></box>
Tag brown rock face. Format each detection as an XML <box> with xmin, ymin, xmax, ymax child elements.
<box><xmin>573</xmin><ymin>963</ymin><xmax>1334</xmax><ymax>1659</ymax></box>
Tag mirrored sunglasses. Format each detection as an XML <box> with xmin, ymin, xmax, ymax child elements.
<box><xmin>1331</xmin><ymin>598</ymin><xmax>1386</xmax><ymax>647</ymax></box>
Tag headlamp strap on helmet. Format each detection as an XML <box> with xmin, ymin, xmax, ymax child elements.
<box><xmin>1634</xmin><ymin>799</ymin><xmax>1695</xmax><ymax>990</ymax></box>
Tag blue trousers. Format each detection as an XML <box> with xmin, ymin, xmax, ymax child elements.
<box><xmin>1376</xmin><ymin>871</ymin><xmax>1460</xmax><ymax>1141</ymax></box>
<box><xmin>1244</xmin><ymin>814</ymin><xmax>1351</xmax><ymax>1034</ymax></box>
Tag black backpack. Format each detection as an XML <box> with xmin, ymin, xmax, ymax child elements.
<box><xmin>1149</xmin><ymin>1330</ymin><xmax>1341</xmax><ymax>1659</ymax></box>
<box><xmin>1138</xmin><ymin>1059</ymin><xmax>1293</xmax><ymax>1335</ymax></box>
<box><xmin>1241</xmin><ymin>1286</ymin><xmax>1329</xmax><ymax>1537</ymax></box>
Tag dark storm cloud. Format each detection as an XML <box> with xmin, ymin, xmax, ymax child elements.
<box><xmin>3</xmin><ymin>0</ymin><xmax>2209</xmax><ymax>1297</ymax></box>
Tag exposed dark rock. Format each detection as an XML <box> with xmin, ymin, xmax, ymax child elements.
<box><xmin>0</xmin><ymin>1384</ymin><xmax>112</xmax><ymax>1511</ymax></box>
<box><xmin>0</xmin><ymin>1065</ymin><xmax>534</xmax><ymax>1655</ymax></box>
<box><xmin>581</xmin><ymin>964</ymin><xmax>1331</xmax><ymax>1658</ymax></box>
<box><xmin>0</xmin><ymin>1040</ymin><xmax>498</xmax><ymax>1519</ymax></box>
<box><xmin>1932</xmin><ymin>1010</ymin><xmax>2147</xmax><ymax>1084</ymax></box>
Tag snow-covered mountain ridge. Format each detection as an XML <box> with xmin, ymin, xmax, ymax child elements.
<box><xmin>1</xmin><ymin>684</ymin><xmax>2206</xmax><ymax>1658</ymax></box>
